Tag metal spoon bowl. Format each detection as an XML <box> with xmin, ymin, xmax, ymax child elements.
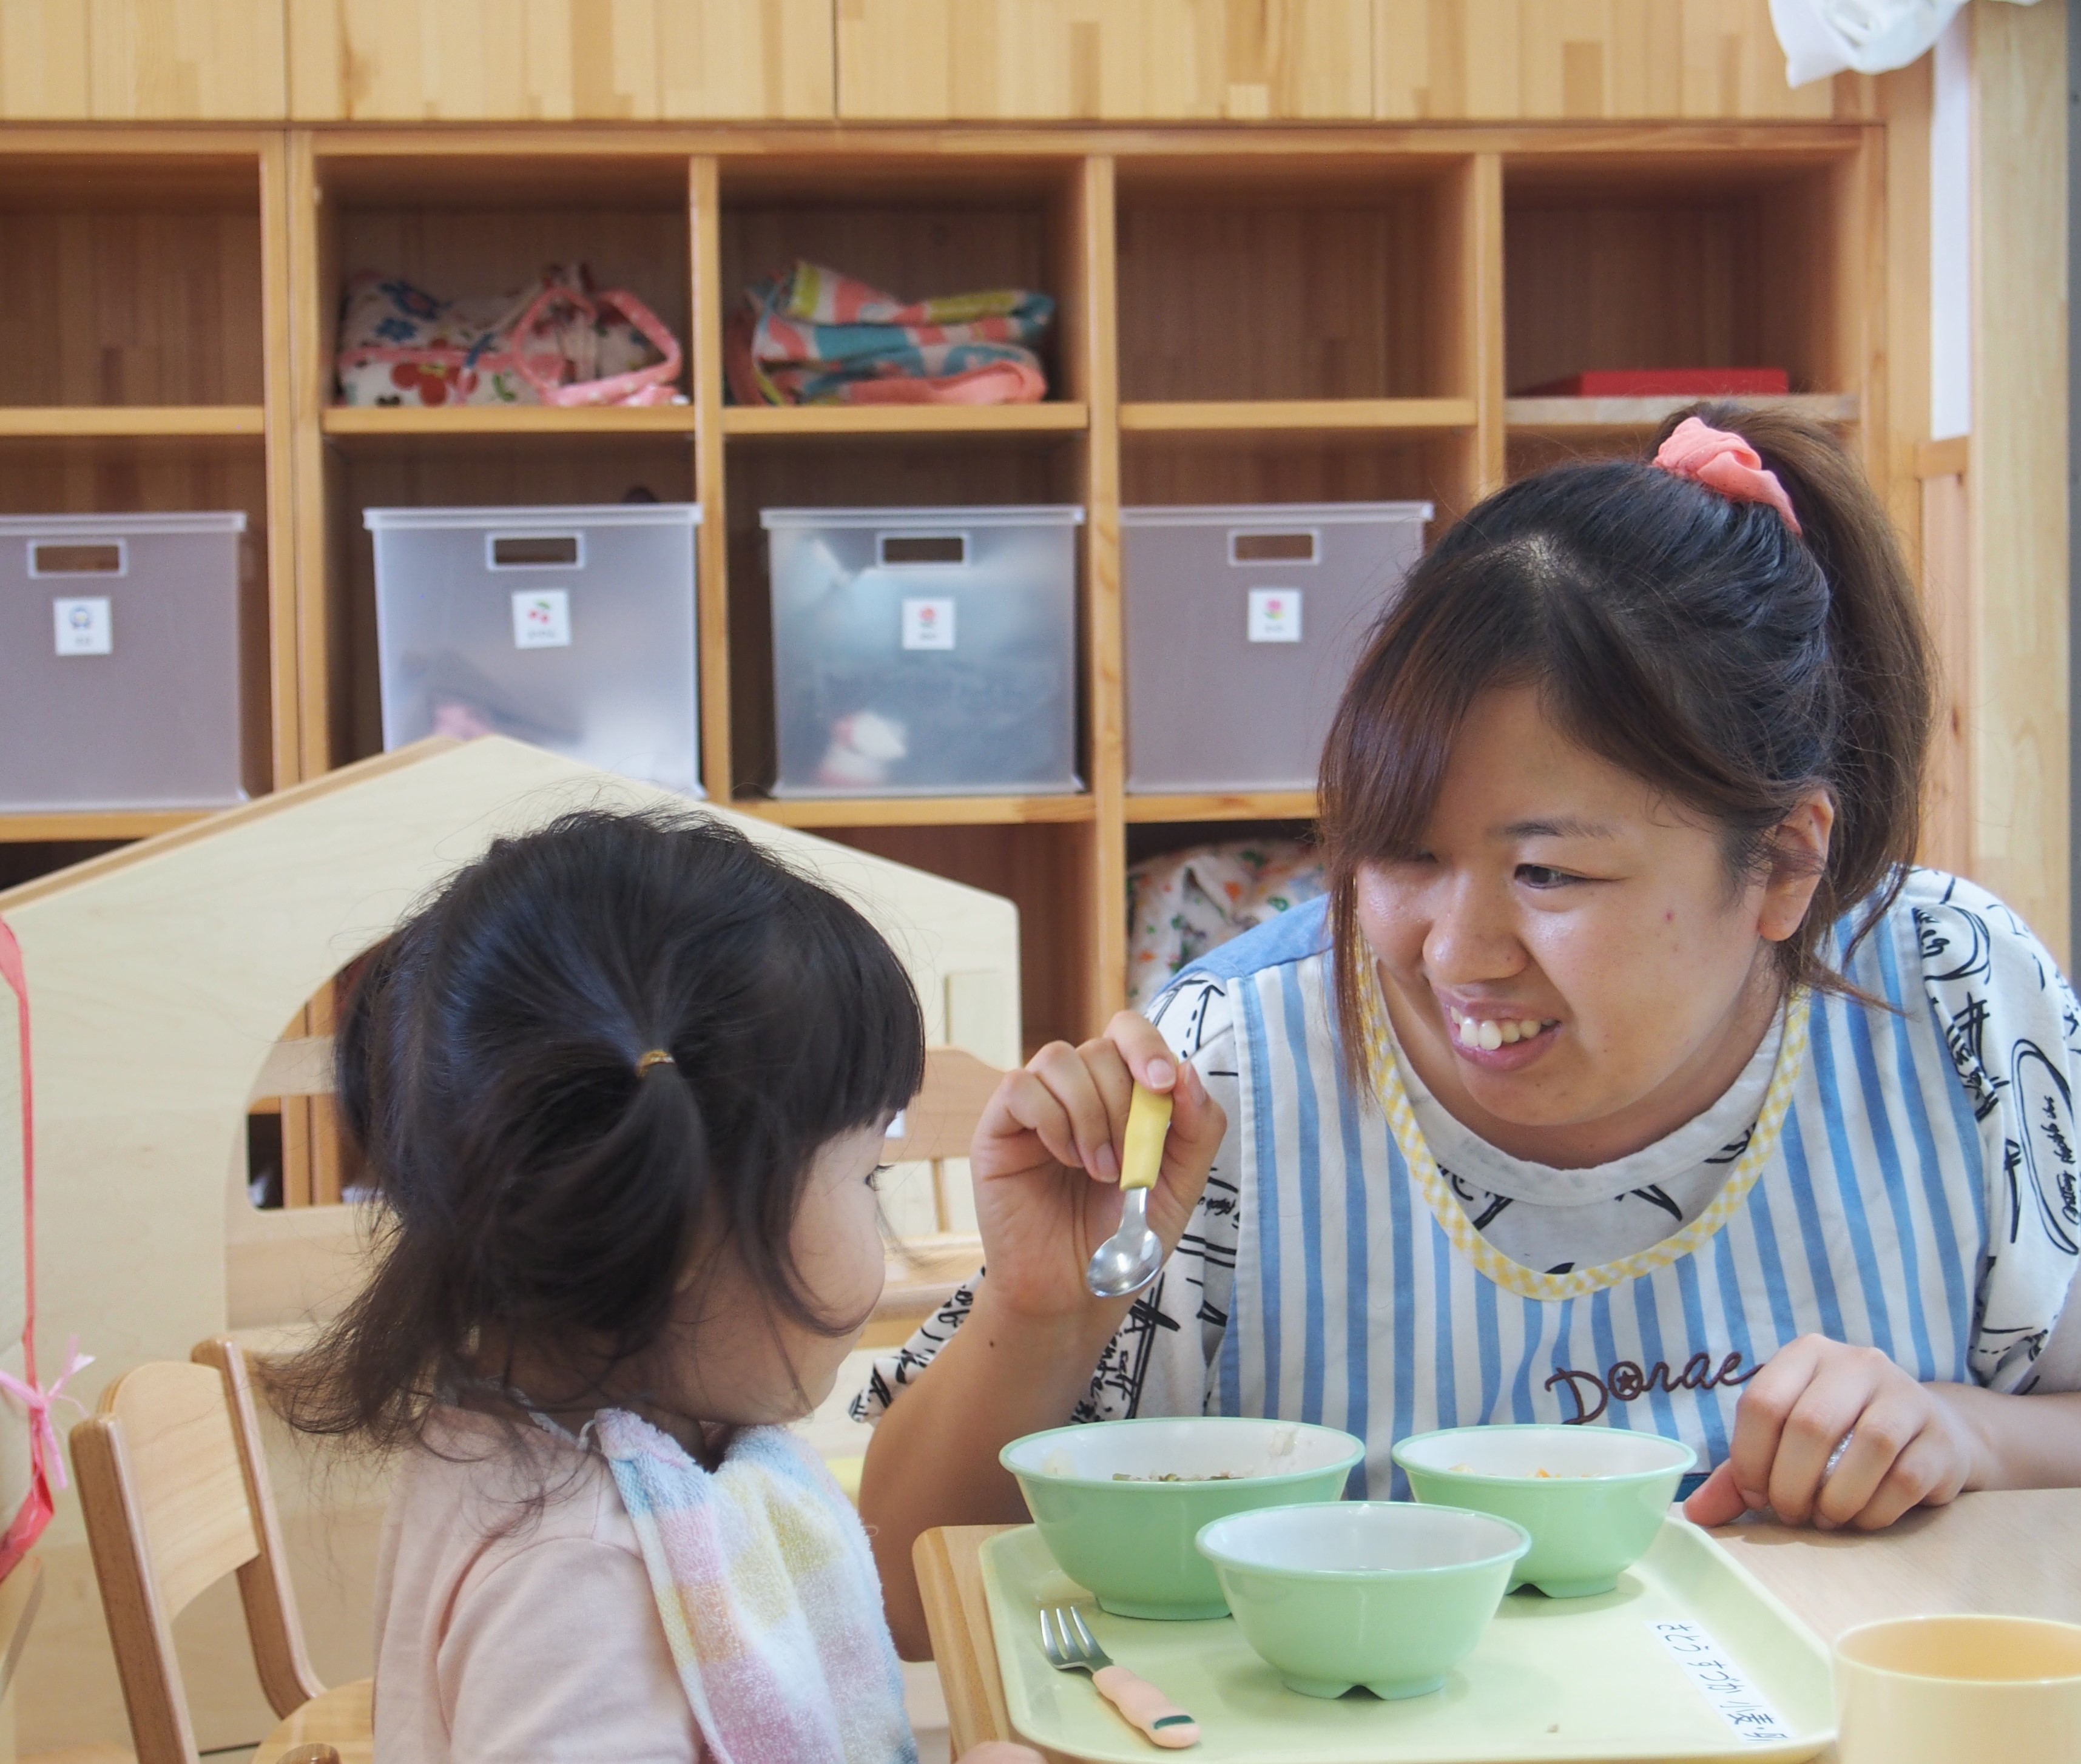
<box><xmin>1086</xmin><ymin>1185</ymin><xmax>1165</xmax><ymax>1298</ymax></box>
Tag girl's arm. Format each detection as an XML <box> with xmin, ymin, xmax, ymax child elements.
<box><xmin>860</xmin><ymin>1016</ymin><xmax>1225</xmax><ymax>1660</ymax></box>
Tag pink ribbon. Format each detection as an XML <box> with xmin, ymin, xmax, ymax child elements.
<box><xmin>0</xmin><ymin>1339</ymin><xmax>90</xmax><ymax>1494</ymax></box>
<box><xmin>1652</xmin><ymin>416</ymin><xmax>1803</xmax><ymax>534</ymax></box>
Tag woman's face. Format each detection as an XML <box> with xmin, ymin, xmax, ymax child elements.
<box><xmin>1356</xmin><ymin>684</ymin><xmax>1828</xmax><ymax>1166</ymax></box>
<box><xmin>671</xmin><ymin>1122</ymin><xmax>891</xmax><ymax>1426</ymax></box>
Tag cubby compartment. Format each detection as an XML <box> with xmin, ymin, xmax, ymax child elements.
<box><xmin>0</xmin><ymin>434</ymin><xmax>275</xmax><ymax>813</ymax></box>
<box><xmin>726</xmin><ymin>432</ymin><xmax>1088</xmax><ymax>798</ymax></box>
<box><xmin>1503</xmin><ymin>152</ymin><xmax>1858</xmax><ymax>400</ymax></box>
<box><xmin>0</xmin><ymin>155</ymin><xmax>264</xmax><ymax>409</ymax></box>
<box><xmin>719</xmin><ymin>156</ymin><xmax>1090</xmax><ymax>407</ymax></box>
<box><xmin>1116</xmin><ymin>158</ymin><xmax>1472</xmax><ymax>406</ymax></box>
<box><xmin>324</xmin><ymin>433</ymin><xmax>696</xmax><ymax>766</ymax></box>
<box><xmin>1123</xmin><ymin>431</ymin><xmax>1472</xmax><ymax>529</ymax></box>
<box><xmin>816</xmin><ymin>821</ymin><xmax>1096</xmax><ymax>1059</ymax></box>
<box><xmin>313</xmin><ymin>153</ymin><xmax>695</xmax><ymax>409</ymax></box>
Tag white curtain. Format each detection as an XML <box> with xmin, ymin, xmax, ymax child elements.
<box><xmin>1769</xmin><ymin>0</ymin><xmax>2040</xmax><ymax>86</ymax></box>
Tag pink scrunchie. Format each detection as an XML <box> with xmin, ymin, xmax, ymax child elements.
<box><xmin>1652</xmin><ymin>416</ymin><xmax>1803</xmax><ymax>535</ymax></box>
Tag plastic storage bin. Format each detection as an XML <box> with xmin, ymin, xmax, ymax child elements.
<box><xmin>0</xmin><ymin>511</ymin><xmax>255</xmax><ymax>812</ymax></box>
<box><xmin>763</xmin><ymin>505</ymin><xmax>1084</xmax><ymax>797</ymax></box>
<box><xmin>366</xmin><ymin>503</ymin><xmax>703</xmax><ymax>796</ymax></box>
<box><xmin>1121</xmin><ymin>501</ymin><xmax>1431</xmax><ymax>793</ymax></box>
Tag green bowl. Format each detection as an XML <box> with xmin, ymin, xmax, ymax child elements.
<box><xmin>1196</xmin><ymin>1502</ymin><xmax>1531</xmax><ymax>1700</ymax></box>
<box><xmin>1000</xmin><ymin>1416</ymin><xmax>1363</xmax><ymax>1620</ymax></box>
<box><xmin>1392</xmin><ymin>1424</ymin><xmax>1696</xmax><ymax>1598</ymax></box>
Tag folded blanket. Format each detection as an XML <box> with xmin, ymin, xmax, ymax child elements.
<box><xmin>596</xmin><ymin>1413</ymin><xmax>917</xmax><ymax>1764</ymax></box>
<box><xmin>726</xmin><ymin>260</ymin><xmax>1051</xmax><ymax>406</ymax></box>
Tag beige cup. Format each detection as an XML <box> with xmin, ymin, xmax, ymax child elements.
<box><xmin>1835</xmin><ymin>1614</ymin><xmax>2081</xmax><ymax>1764</ymax></box>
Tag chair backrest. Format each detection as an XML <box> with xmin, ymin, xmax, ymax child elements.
<box><xmin>70</xmin><ymin>1339</ymin><xmax>323</xmax><ymax>1764</ymax></box>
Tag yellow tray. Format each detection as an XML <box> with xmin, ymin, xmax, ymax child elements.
<box><xmin>982</xmin><ymin>1517</ymin><xmax>1834</xmax><ymax>1762</ymax></box>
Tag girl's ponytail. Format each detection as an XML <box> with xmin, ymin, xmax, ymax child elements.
<box><xmin>270</xmin><ymin>809</ymin><xmax>924</xmax><ymax>1458</ymax></box>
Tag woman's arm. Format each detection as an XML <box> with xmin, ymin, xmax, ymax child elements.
<box><xmin>860</xmin><ymin>1016</ymin><xmax>1225</xmax><ymax>1660</ymax></box>
<box><xmin>1684</xmin><ymin>1337</ymin><xmax>2081</xmax><ymax>1529</ymax></box>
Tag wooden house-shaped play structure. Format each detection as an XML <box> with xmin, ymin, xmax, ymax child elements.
<box><xmin>0</xmin><ymin>736</ymin><xmax>1020</xmax><ymax>1752</ymax></box>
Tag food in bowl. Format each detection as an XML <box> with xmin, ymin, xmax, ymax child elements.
<box><xmin>1196</xmin><ymin>1502</ymin><xmax>1531</xmax><ymax>1700</ymax></box>
<box><xmin>1392</xmin><ymin>1423</ymin><xmax>1696</xmax><ymax>1598</ymax></box>
<box><xmin>1001</xmin><ymin>1416</ymin><xmax>1364</xmax><ymax>1620</ymax></box>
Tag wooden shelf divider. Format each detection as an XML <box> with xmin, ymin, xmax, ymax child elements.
<box><xmin>1503</xmin><ymin>392</ymin><xmax>1861</xmax><ymax>436</ymax></box>
<box><xmin>721</xmin><ymin>403</ymin><xmax>1088</xmax><ymax>437</ymax></box>
<box><xmin>1124</xmin><ymin>792</ymin><xmax>1317</xmax><ymax>824</ymax></box>
<box><xmin>1120</xmin><ymin>397</ymin><xmax>1477</xmax><ymax>434</ymax></box>
<box><xmin>739</xmin><ymin>795</ymin><xmax>1098</xmax><ymax>829</ymax></box>
<box><xmin>0</xmin><ymin>809</ymin><xmax>208</xmax><ymax>844</ymax></box>
<box><xmin>0</xmin><ymin>406</ymin><xmax>267</xmax><ymax>439</ymax></box>
<box><xmin>321</xmin><ymin>403</ymin><xmax>698</xmax><ymax>437</ymax></box>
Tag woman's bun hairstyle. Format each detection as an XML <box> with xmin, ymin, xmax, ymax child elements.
<box><xmin>1318</xmin><ymin>401</ymin><xmax>1932</xmax><ymax>1088</ymax></box>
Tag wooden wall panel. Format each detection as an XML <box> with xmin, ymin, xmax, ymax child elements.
<box><xmin>1374</xmin><ymin>0</ymin><xmax>1849</xmax><ymax>121</ymax></box>
<box><xmin>288</xmin><ymin>0</ymin><xmax>834</xmax><ymax>121</ymax></box>
<box><xmin>836</xmin><ymin>0</ymin><xmax>1373</xmax><ymax>121</ymax></box>
<box><xmin>1969</xmin><ymin>0</ymin><xmax>2069</xmax><ymax>962</ymax></box>
<box><xmin>0</xmin><ymin>0</ymin><xmax>286</xmax><ymax>120</ymax></box>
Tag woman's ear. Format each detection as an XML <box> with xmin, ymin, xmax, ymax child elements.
<box><xmin>1757</xmin><ymin>790</ymin><xmax>1835</xmax><ymax>943</ymax></box>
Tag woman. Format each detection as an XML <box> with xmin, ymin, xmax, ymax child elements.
<box><xmin>855</xmin><ymin>409</ymin><xmax>2081</xmax><ymax>1658</ymax></box>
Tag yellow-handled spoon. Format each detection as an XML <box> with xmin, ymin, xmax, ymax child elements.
<box><xmin>1085</xmin><ymin>1082</ymin><xmax>1172</xmax><ymax>1299</ymax></box>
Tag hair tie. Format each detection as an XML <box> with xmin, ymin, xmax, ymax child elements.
<box><xmin>1652</xmin><ymin>416</ymin><xmax>1803</xmax><ymax>535</ymax></box>
<box><xmin>635</xmin><ymin>1048</ymin><xmax>675</xmax><ymax>1075</ymax></box>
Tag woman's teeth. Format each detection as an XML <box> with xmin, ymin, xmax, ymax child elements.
<box><xmin>1449</xmin><ymin>1008</ymin><xmax>1554</xmax><ymax>1051</ymax></box>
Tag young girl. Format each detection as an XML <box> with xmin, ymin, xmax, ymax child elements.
<box><xmin>857</xmin><ymin>408</ymin><xmax>2081</xmax><ymax>1659</ymax></box>
<box><xmin>276</xmin><ymin>810</ymin><xmax>1039</xmax><ymax>1764</ymax></box>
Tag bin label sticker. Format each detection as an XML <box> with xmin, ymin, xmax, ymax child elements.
<box><xmin>512</xmin><ymin>589</ymin><xmax>572</xmax><ymax>649</ymax></box>
<box><xmin>1648</xmin><ymin>1620</ymin><xmax>1795</xmax><ymax>1743</ymax></box>
<box><xmin>902</xmin><ymin>597</ymin><xmax>956</xmax><ymax>651</ymax></box>
<box><xmin>1247</xmin><ymin>587</ymin><xmax>1302</xmax><ymax>644</ymax></box>
<box><xmin>52</xmin><ymin>596</ymin><xmax>112</xmax><ymax>656</ymax></box>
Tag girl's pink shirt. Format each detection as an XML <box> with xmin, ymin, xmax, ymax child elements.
<box><xmin>373</xmin><ymin>1407</ymin><xmax>703</xmax><ymax>1762</ymax></box>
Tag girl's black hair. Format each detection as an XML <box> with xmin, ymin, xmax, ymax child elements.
<box><xmin>274</xmin><ymin>807</ymin><xmax>925</xmax><ymax>1454</ymax></box>
<box><xmin>1320</xmin><ymin>402</ymin><xmax>1933</xmax><ymax>1085</ymax></box>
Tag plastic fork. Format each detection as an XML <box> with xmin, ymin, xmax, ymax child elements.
<box><xmin>1039</xmin><ymin>1604</ymin><xmax>1201</xmax><ymax>1749</ymax></box>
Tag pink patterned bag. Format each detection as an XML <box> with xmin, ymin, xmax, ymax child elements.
<box><xmin>336</xmin><ymin>264</ymin><xmax>685</xmax><ymax>409</ymax></box>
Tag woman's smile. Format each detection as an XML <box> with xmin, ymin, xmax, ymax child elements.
<box><xmin>1440</xmin><ymin>997</ymin><xmax>1561</xmax><ymax>1067</ymax></box>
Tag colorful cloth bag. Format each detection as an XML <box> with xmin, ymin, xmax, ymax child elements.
<box><xmin>594</xmin><ymin>1412</ymin><xmax>917</xmax><ymax>1764</ymax></box>
<box><xmin>336</xmin><ymin>264</ymin><xmax>684</xmax><ymax>409</ymax></box>
<box><xmin>725</xmin><ymin>261</ymin><xmax>1051</xmax><ymax>406</ymax></box>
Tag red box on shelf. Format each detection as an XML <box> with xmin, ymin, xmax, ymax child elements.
<box><xmin>1520</xmin><ymin>369</ymin><xmax>1792</xmax><ymax>397</ymax></box>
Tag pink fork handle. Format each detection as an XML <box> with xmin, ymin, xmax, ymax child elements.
<box><xmin>1092</xmin><ymin>1664</ymin><xmax>1199</xmax><ymax>1748</ymax></box>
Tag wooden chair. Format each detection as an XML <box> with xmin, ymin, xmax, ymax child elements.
<box><xmin>68</xmin><ymin>1338</ymin><xmax>369</xmax><ymax>1764</ymax></box>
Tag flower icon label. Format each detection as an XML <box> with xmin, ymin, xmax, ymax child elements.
<box><xmin>1247</xmin><ymin>587</ymin><xmax>1301</xmax><ymax>644</ymax></box>
<box><xmin>511</xmin><ymin>588</ymin><xmax>572</xmax><ymax>650</ymax></box>
<box><xmin>52</xmin><ymin>596</ymin><xmax>112</xmax><ymax>656</ymax></box>
<box><xmin>902</xmin><ymin>596</ymin><xmax>956</xmax><ymax>651</ymax></box>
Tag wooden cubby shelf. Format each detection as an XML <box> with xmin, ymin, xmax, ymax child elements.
<box><xmin>0</xmin><ymin>119</ymin><xmax>1899</xmax><ymax>1057</ymax></box>
<box><xmin>0</xmin><ymin>406</ymin><xmax>268</xmax><ymax>438</ymax></box>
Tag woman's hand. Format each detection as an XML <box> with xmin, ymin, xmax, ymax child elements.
<box><xmin>957</xmin><ymin>1745</ymin><xmax>1045</xmax><ymax>1763</ymax></box>
<box><xmin>968</xmin><ymin>1011</ymin><xmax>1226</xmax><ymax>1324</ymax></box>
<box><xmin>1684</xmin><ymin>1335</ymin><xmax>1986</xmax><ymax>1530</ymax></box>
